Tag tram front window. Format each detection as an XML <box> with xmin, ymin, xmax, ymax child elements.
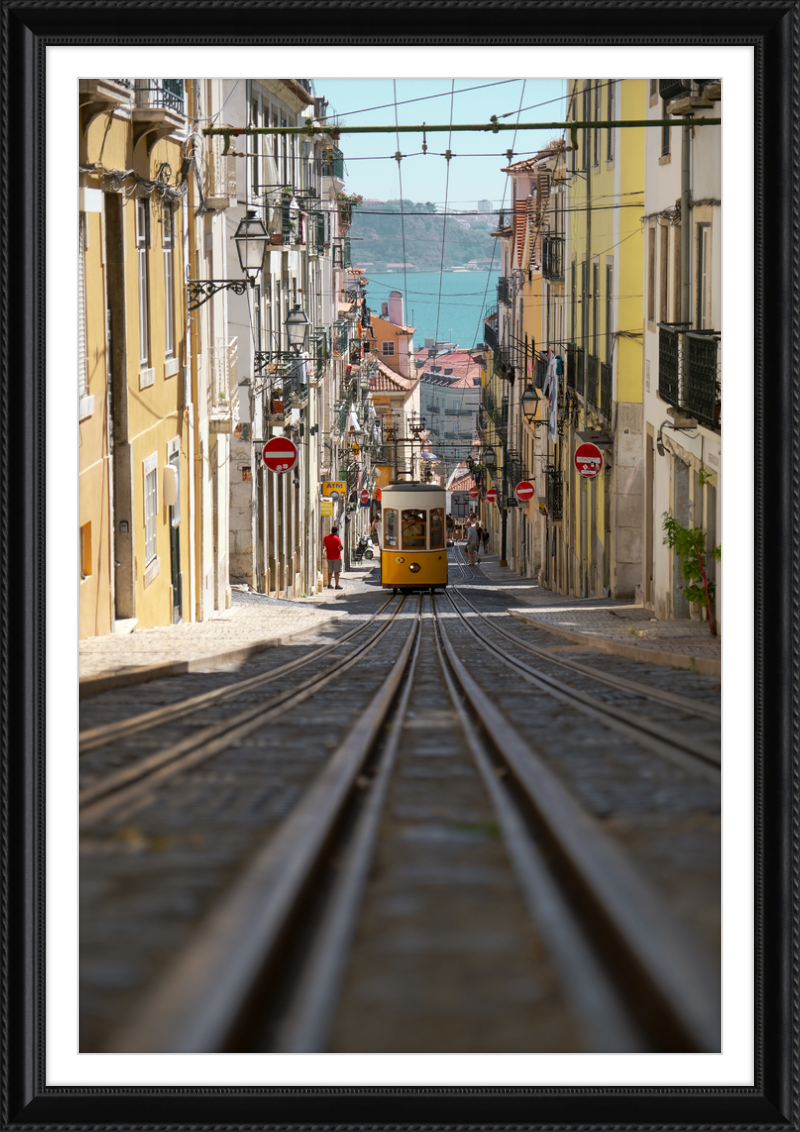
<box><xmin>401</xmin><ymin>509</ymin><xmax>427</xmax><ymax>550</ymax></box>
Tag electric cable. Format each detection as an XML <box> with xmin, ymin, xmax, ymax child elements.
<box><xmin>433</xmin><ymin>81</ymin><xmax>456</xmax><ymax>348</ymax></box>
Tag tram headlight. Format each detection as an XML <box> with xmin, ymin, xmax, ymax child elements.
<box><xmin>408</xmin><ymin>562</ymin><xmax>421</xmax><ymax>573</ymax></box>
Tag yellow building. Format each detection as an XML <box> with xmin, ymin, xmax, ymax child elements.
<box><xmin>562</xmin><ymin>79</ymin><xmax>646</xmax><ymax>598</ymax></box>
<box><xmin>79</xmin><ymin>80</ymin><xmax>191</xmax><ymax>635</ymax></box>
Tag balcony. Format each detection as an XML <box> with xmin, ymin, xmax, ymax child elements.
<box><xmin>484</xmin><ymin>314</ymin><xmax>499</xmax><ymax>350</ymax></box>
<box><xmin>542</xmin><ymin>235</ymin><xmax>564</xmax><ymax>282</ymax></box>
<box><xmin>600</xmin><ymin>361</ymin><xmax>612</xmax><ymax>420</ymax></box>
<box><xmin>545</xmin><ymin>466</ymin><xmax>563</xmax><ymax>522</ymax></box>
<box><xmin>684</xmin><ymin>332</ymin><xmax>721</xmax><ymax>427</ymax></box>
<box><xmin>208</xmin><ymin>337</ymin><xmax>238</xmax><ymax>432</ymax></box>
<box><xmin>658</xmin><ymin>323</ymin><xmax>720</xmax><ymax>428</ymax></box>
<box><xmin>205</xmin><ymin>135</ymin><xmax>237</xmax><ymax>211</ymax></box>
<box><xmin>497</xmin><ymin>277</ymin><xmax>510</xmax><ymax>305</ymax></box>
<box><xmin>533</xmin><ymin>357</ymin><xmax>548</xmax><ymax>389</ymax></box>
<box><xmin>132</xmin><ymin>80</ymin><xmax>185</xmax><ymax>151</ymax></box>
<box><xmin>321</xmin><ymin>146</ymin><xmax>344</xmax><ymax>181</ymax></box>
<box><xmin>79</xmin><ymin>79</ymin><xmax>133</xmax><ymax>131</ymax></box>
<box><xmin>586</xmin><ymin>354</ymin><xmax>600</xmax><ymax>408</ymax></box>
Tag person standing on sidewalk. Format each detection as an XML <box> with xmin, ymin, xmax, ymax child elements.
<box><xmin>323</xmin><ymin>526</ymin><xmax>344</xmax><ymax>590</ymax></box>
<box><xmin>465</xmin><ymin>520</ymin><xmax>479</xmax><ymax>566</ymax></box>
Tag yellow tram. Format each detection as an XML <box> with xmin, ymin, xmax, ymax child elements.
<box><xmin>379</xmin><ymin>482</ymin><xmax>449</xmax><ymax>592</ymax></box>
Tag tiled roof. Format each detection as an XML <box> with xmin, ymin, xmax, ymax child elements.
<box><xmin>491</xmin><ymin>225</ymin><xmax>513</xmax><ymax>239</ymax></box>
<box><xmin>501</xmin><ymin>140</ymin><xmax>566</xmax><ymax>173</ymax></box>
<box><xmin>449</xmin><ymin>473</ymin><xmax>475</xmax><ymax>492</ymax></box>
<box><xmin>366</xmin><ymin>353</ymin><xmax>417</xmax><ymax>391</ymax></box>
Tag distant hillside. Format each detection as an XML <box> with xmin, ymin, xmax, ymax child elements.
<box><xmin>347</xmin><ymin>199</ymin><xmax>501</xmax><ymax>273</ymax></box>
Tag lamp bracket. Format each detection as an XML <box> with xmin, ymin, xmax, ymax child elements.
<box><xmin>188</xmin><ymin>278</ymin><xmax>254</xmax><ymax>311</ymax></box>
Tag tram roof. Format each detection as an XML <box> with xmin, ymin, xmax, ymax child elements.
<box><xmin>382</xmin><ymin>481</ymin><xmax>444</xmax><ymax>493</ymax></box>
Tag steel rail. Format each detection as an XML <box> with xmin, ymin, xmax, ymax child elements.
<box><xmin>274</xmin><ymin>604</ymin><xmax>425</xmax><ymax>1053</ymax></box>
<box><xmin>79</xmin><ymin>596</ymin><xmax>409</xmax><ymax>828</ymax></box>
<box><xmin>432</xmin><ymin>596</ymin><xmax>720</xmax><ymax>1053</ymax></box>
<box><xmin>105</xmin><ymin>599</ymin><xmax>424</xmax><ymax>1053</ymax></box>
<box><xmin>430</xmin><ymin>604</ymin><xmax>643</xmax><ymax>1052</ymax></box>
<box><xmin>443</xmin><ymin>584</ymin><xmax>719</xmax><ymax>778</ymax></box>
<box><xmin>80</xmin><ymin>594</ymin><xmax>397</xmax><ymax>753</ymax></box>
<box><xmin>451</xmin><ymin>552</ymin><xmax>720</xmax><ymax>721</ymax></box>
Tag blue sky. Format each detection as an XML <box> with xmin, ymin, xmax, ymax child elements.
<box><xmin>310</xmin><ymin>78</ymin><xmax>567</xmax><ymax>209</ymax></box>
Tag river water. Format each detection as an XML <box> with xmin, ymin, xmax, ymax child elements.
<box><xmin>364</xmin><ymin>270</ymin><xmax>500</xmax><ymax>353</ymax></box>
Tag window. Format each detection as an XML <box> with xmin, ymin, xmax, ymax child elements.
<box><xmin>593</xmin><ymin>80</ymin><xmax>601</xmax><ymax>166</ymax></box>
<box><xmin>673</xmin><ymin>229</ymin><xmax>682</xmax><ymax>321</ymax></box>
<box><xmin>80</xmin><ymin>522</ymin><xmax>92</xmax><ymax>580</ymax></box>
<box><xmin>607</xmin><ymin>81</ymin><xmax>615</xmax><ymax>161</ymax></box>
<box><xmin>697</xmin><ymin>223</ymin><xmax>712</xmax><ymax>328</ymax></box>
<box><xmin>650</xmin><ymin>79</ymin><xmax>658</xmax><ymax>98</ymax></box>
<box><xmin>592</xmin><ymin>262</ymin><xmax>599</xmax><ymax>356</ymax></box>
<box><xmin>647</xmin><ymin>226</ymin><xmax>656</xmax><ymax>322</ymax></box>
<box><xmin>430</xmin><ymin>508</ymin><xmax>444</xmax><ymax>550</ymax></box>
<box><xmin>384</xmin><ymin>508</ymin><xmax>398</xmax><ymax>548</ymax></box>
<box><xmin>571</xmin><ymin>261</ymin><xmax>577</xmax><ymax>341</ymax></box>
<box><xmin>659</xmin><ymin>224</ymin><xmax>669</xmax><ymax>322</ymax></box>
<box><xmin>661</xmin><ymin>99</ymin><xmax>670</xmax><ymax>157</ymax></box>
<box><xmin>143</xmin><ymin>452</ymin><xmax>158</xmax><ymax>565</ymax></box>
<box><xmin>401</xmin><ymin>509</ymin><xmax>426</xmax><ymax>550</ymax></box>
<box><xmin>280</xmin><ymin>116</ymin><xmax>287</xmax><ymax>183</ymax></box>
<box><xmin>382</xmin><ymin>340</ymin><xmax>396</xmax><ymax>357</ymax></box>
<box><xmin>163</xmin><ymin>202</ymin><xmax>175</xmax><ymax>358</ymax></box>
<box><xmin>137</xmin><ymin>197</ymin><xmax>150</xmax><ymax>366</ymax></box>
<box><xmin>605</xmin><ymin>263</ymin><xmax>613</xmax><ymax>364</ymax></box>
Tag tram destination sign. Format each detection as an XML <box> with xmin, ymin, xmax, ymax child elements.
<box><xmin>574</xmin><ymin>442</ymin><xmax>604</xmax><ymax>478</ymax></box>
<box><xmin>262</xmin><ymin>436</ymin><xmax>298</xmax><ymax>473</ymax></box>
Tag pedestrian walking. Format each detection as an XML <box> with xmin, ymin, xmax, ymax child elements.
<box><xmin>323</xmin><ymin>525</ymin><xmax>344</xmax><ymax>590</ymax></box>
<box><xmin>475</xmin><ymin>521</ymin><xmax>483</xmax><ymax>557</ymax></box>
<box><xmin>482</xmin><ymin>526</ymin><xmax>490</xmax><ymax>556</ymax></box>
<box><xmin>465</xmin><ymin>520</ymin><xmax>479</xmax><ymax>566</ymax></box>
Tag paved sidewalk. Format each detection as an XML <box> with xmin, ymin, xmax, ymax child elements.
<box><xmin>462</xmin><ymin>551</ymin><xmax>721</xmax><ymax>675</ymax></box>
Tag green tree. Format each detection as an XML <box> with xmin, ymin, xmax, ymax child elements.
<box><xmin>662</xmin><ymin>513</ymin><xmax>721</xmax><ymax>636</ymax></box>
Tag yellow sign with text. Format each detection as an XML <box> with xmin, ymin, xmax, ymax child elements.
<box><xmin>320</xmin><ymin>499</ymin><xmax>334</xmax><ymax>516</ymax></box>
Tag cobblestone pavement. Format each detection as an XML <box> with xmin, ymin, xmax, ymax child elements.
<box><xmin>79</xmin><ymin>562</ymin><xmax>383</xmax><ymax>682</ymax></box>
<box><xmin>465</xmin><ymin>551</ymin><xmax>721</xmax><ymax>672</ymax></box>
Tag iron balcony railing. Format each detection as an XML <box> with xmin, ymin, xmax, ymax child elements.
<box><xmin>658</xmin><ymin>323</ymin><xmax>720</xmax><ymax>428</ymax></box>
<box><xmin>600</xmin><ymin>361</ymin><xmax>612</xmax><ymax>420</ymax></box>
<box><xmin>684</xmin><ymin>331</ymin><xmax>721</xmax><ymax>427</ymax></box>
<box><xmin>533</xmin><ymin>357</ymin><xmax>548</xmax><ymax>389</ymax></box>
<box><xmin>484</xmin><ymin>317</ymin><xmax>499</xmax><ymax>350</ymax></box>
<box><xmin>110</xmin><ymin>79</ymin><xmax>133</xmax><ymax>89</ymax></box>
<box><xmin>545</xmin><ymin>465</ymin><xmax>563</xmax><ymax>522</ymax></box>
<box><xmin>134</xmin><ymin>80</ymin><xmax>184</xmax><ymax>113</ymax></box>
<box><xmin>586</xmin><ymin>354</ymin><xmax>600</xmax><ymax>409</ymax></box>
<box><xmin>566</xmin><ymin>344</ymin><xmax>576</xmax><ymax>390</ymax></box>
<box><xmin>497</xmin><ymin>276</ymin><xmax>510</xmax><ymax>305</ymax></box>
<box><xmin>575</xmin><ymin>346</ymin><xmax>585</xmax><ymax>397</ymax></box>
<box><xmin>542</xmin><ymin>235</ymin><xmax>564</xmax><ymax>282</ymax></box>
<box><xmin>321</xmin><ymin>146</ymin><xmax>344</xmax><ymax>179</ymax></box>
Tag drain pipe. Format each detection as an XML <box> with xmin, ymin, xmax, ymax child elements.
<box><xmin>185</xmin><ymin>83</ymin><xmax>197</xmax><ymax>622</ymax></box>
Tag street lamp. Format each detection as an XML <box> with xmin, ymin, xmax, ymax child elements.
<box><xmin>285</xmin><ymin>304</ymin><xmax>310</xmax><ymax>352</ymax></box>
<box><xmin>187</xmin><ymin>208</ymin><xmax>269</xmax><ymax>311</ymax></box>
<box><xmin>232</xmin><ymin>209</ymin><xmax>270</xmax><ymax>278</ymax></box>
<box><xmin>520</xmin><ymin>384</ymin><xmax>540</xmax><ymax>423</ymax></box>
<box><xmin>482</xmin><ymin>446</ymin><xmax>497</xmax><ymax>468</ymax></box>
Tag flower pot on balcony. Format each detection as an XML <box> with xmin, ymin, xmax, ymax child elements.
<box><xmin>269</xmin><ymin>233</ymin><xmax>283</xmax><ymax>246</ymax></box>
<box><xmin>271</xmin><ymin>399</ymin><xmax>284</xmax><ymax>414</ymax></box>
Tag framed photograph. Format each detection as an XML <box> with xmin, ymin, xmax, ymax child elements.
<box><xmin>1</xmin><ymin>2</ymin><xmax>795</xmax><ymax>1127</ymax></box>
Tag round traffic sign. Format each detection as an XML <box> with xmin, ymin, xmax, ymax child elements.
<box><xmin>360</xmin><ymin>489</ymin><xmax>370</xmax><ymax>505</ymax></box>
<box><xmin>469</xmin><ymin>487</ymin><xmax>480</xmax><ymax>499</ymax></box>
<box><xmin>486</xmin><ymin>487</ymin><xmax>498</xmax><ymax>503</ymax></box>
<box><xmin>574</xmin><ymin>442</ymin><xmax>603</xmax><ymax>478</ymax></box>
<box><xmin>515</xmin><ymin>480</ymin><xmax>535</xmax><ymax>501</ymax></box>
<box><xmin>262</xmin><ymin>436</ymin><xmax>298</xmax><ymax>473</ymax></box>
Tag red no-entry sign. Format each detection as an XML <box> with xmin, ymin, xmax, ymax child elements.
<box><xmin>574</xmin><ymin>442</ymin><xmax>603</xmax><ymax>478</ymax></box>
<box><xmin>469</xmin><ymin>487</ymin><xmax>480</xmax><ymax>499</ymax></box>
<box><xmin>486</xmin><ymin>488</ymin><xmax>498</xmax><ymax>503</ymax></box>
<box><xmin>360</xmin><ymin>489</ymin><xmax>370</xmax><ymax>505</ymax></box>
<box><xmin>515</xmin><ymin>480</ymin><xmax>535</xmax><ymax>501</ymax></box>
<box><xmin>262</xmin><ymin>436</ymin><xmax>298</xmax><ymax>473</ymax></box>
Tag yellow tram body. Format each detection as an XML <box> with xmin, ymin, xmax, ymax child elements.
<box><xmin>379</xmin><ymin>482</ymin><xmax>449</xmax><ymax>591</ymax></box>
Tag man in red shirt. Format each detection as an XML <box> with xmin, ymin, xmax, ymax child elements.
<box><xmin>322</xmin><ymin>526</ymin><xmax>344</xmax><ymax>590</ymax></box>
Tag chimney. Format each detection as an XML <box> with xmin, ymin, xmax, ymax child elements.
<box><xmin>381</xmin><ymin>302</ymin><xmax>388</xmax><ymax>317</ymax></box>
<box><xmin>388</xmin><ymin>289</ymin><xmax>404</xmax><ymax>326</ymax></box>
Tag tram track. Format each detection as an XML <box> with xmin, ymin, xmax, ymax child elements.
<box><xmin>102</xmin><ymin>594</ymin><xmax>719</xmax><ymax>1056</ymax></box>
<box><xmin>79</xmin><ymin>594</ymin><xmax>408</xmax><ymax>828</ymax></box>
<box><xmin>447</xmin><ymin>548</ymin><xmax>720</xmax><ymax>778</ymax></box>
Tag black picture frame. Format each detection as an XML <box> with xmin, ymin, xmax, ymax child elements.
<box><xmin>1</xmin><ymin>2</ymin><xmax>795</xmax><ymax>1127</ymax></box>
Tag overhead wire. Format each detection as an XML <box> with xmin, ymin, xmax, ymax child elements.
<box><xmin>433</xmin><ymin>81</ymin><xmax>456</xmax><ymax>348</ymax></box>
<box><xmin>318</xmin><ymin>79</ymin><xmax>522</xmax><ymax>122</ymax></box>
<box><xmin>392</xmin><ymin>80</ymin><xmax>410</xmax><ymax>334</ymax></box>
